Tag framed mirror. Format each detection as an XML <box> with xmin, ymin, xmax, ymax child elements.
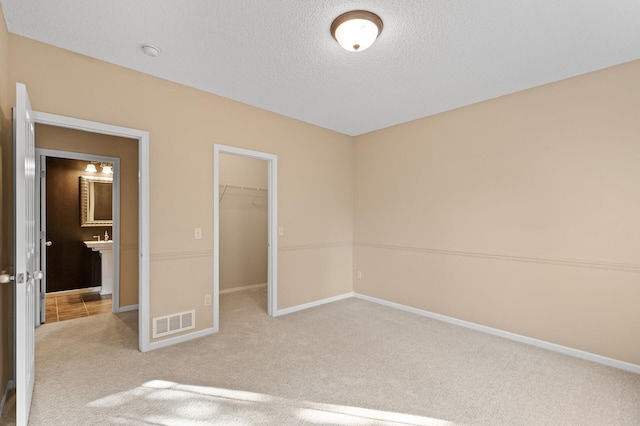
<box><xmin>80</xmin><ymin>175</ymin><xmax>113</xmax><ymax>227</ymax></box>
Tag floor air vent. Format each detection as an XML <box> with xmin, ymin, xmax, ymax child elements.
<box><xmin>152</xmin><ymin>310</ymin><xmax>195</xmax><ymax>338</ymax></box>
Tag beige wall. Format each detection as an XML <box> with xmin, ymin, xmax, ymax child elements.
<box><xmin>219</xmin><ymin>154</ymin><xmax>268</xmax><ymax>291</ymax></box>
<box><xmin>35</xmin><ymin>124</ymin><xmax>139</xmax><ymax>307</ymax></box>
<box><xmin>7</xmin><ymin>34</ymin><xmax>354</xmax><ymax>341</ymax></box>
<box><xmin>0</xmin><ymin>2</ymin><xmax>13</xmax><ymax>404</ymax></box>
<box><xmin>354</xmin><ymin>60</ymin><xmax>640</xmax><ymax>365</ymax></box>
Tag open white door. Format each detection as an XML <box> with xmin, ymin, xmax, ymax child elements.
<box><xmin>14</xmin><ymin>82</ymin><xmax>39</xmax><ymax>426</ymax></box>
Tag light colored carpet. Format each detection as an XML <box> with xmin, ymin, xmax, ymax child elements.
<box><xmin>3</xmin><ymin>287</ymin><xmax>640</xmax><ymax>425</ymax></box>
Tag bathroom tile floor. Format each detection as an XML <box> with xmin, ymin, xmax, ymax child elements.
<box><xmin>45</xmin><ymin>291</ymin><xmax>112</xmax><ymax>323</ymax></box>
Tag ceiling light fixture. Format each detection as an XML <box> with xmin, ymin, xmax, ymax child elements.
<box><xmin>85</xmin><ymin>163</ymin><xmax>97</xmax><ymax>173</ymax></box>
<box><xmin>141</xmin><ymin>43</ymin><xmax>161</xmax><ymax>57</ymax></box>
<box><xmin>331</xmin><ymin>10</ymin><xmax>383</xmax><ymax>52</ymax></box>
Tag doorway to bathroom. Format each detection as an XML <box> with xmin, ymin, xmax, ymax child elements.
<box><xmin>35</xmin><ymin>152</ymin><xmax>120</xmax><ymax>325</ymax></box>
<box><xmin>34</xmin><ymin>123</ymin><xmax>140</xmax><ymax>325</ymax></box>
<box><xmin>28</xmin><ymin>110</ymin><xmax>150</xmax><ymax>354</ymax></box>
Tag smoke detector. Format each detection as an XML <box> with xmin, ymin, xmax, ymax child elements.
<box><xmin>141</xmin><ymin>44</ymin><xmax>161</xmax><ymax>57</ymax></box>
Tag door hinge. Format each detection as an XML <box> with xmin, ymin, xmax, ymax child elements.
<box><xmin>16</xmin><ymin>273</ymin><xmax>25</xmax><ymax>284</ymax></box>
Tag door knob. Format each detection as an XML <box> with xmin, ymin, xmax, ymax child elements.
<box><xmin>45</xmin><ymin>241</ymin><xmax>53</xmax><ymax>246</ymax></box>
<box><xmin>0</xmin><ymin>274</ymin><xmax>14</xmax><ymax>284</ymax></box>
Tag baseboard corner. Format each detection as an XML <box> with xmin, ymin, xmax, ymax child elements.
<box><xmin>274</xmin><ymin>291</ymin><xmax>355</xmax><ymax>317</ymax></box>
<box><xmin>116</xmin><ymin>304</ymin><xmax>139</xmax><ymax>313</ymax></box>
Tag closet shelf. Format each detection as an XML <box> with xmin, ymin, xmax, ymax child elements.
<box><xmin>219</xmin><ymin>184</ymin><xmax>268</xmax><ymax>203</ymax></box>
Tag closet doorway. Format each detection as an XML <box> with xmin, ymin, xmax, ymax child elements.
<box><xmin>213</xmin><ymin>145</ymin><xmax>278</xmax><ymax>331</ymax></box>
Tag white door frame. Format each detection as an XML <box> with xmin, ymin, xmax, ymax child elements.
<box><xmin>213</xmin><ymin>144</ymin><xmax>278</xmax><ymax>331</ymax></box>
<box><xmin>32</xmin><ymin>111</ymin><xmax>151</xmax><ymax>352</ymax></box>
<box><xmin>35</xmin><ymin>149</ymin><xmax>121</xmax><ymax>319</ymax></box>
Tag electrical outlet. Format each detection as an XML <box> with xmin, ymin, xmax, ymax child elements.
<box><xmin>357</xmin><ymin>270</ymin><xmax>362</xmax><ymax>279</ymax></box>
<box><xmin>204</xmin><ymin>294</ymin><xmax>211</xmax><ymax>306</ymax></box>
<box><xmin>195</xmin><ymin>227</ymin><xmax>202</xmax><ymax>239</ymax></box>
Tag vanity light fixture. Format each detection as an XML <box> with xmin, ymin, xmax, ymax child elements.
<box><xmin>101</xmin><ymin>163</ymin><xmax>113</xmax><ymax>174</ymax></box>
<box><xmin>331</xmin><ymin>10</ymin><xmax>383</xmax><ymax>52</ymax></box>
<box><xmin>85</xmin><ymin>163</ymin><xmax>97</xmax><ymax>173</ymax></box>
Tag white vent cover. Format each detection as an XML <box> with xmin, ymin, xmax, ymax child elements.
<box><xmin>152</xmin><ymin>310</ymin><xmax>195</xmax><ymax>338</ymax></box>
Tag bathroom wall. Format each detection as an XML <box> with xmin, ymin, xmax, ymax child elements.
<box><xmin>219</xmin><ymin>154</ymin><xmax>268</xmax><ymax>291</ymax></box>
<box><xmin>44</xmin><ymin>157</ymin><xmax>109</xmax><ymax>292</ymax></box>
<box><xmin>35</xmin><ymin>124</ymin><xmax>139</xmax><ymax>308</ymax></box>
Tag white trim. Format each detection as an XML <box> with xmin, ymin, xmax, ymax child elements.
<box><xmin>220</xmin><ymin>283</ymin><xmax>267</xmax><ymax>294</ymax></box>
<box><xmin>354</xmin><ymin>242</ymin><xmax>640</xmax><ymax>273</ymax></box>
<box><xmin>35</xmin><ymin>148</ymin><xmax>121</xmax><ymax>313</ymax></box>
<box><xmin>213</xmin><ymin>144</ymin><xmax>278</xmax><ymax>333</ymax></box>
<box><xmin>45</xmin><ymin>287</ymin><xmax>102</xmax><ymax>297</ymax></box>
<box><xmin>117</xmin><ymin>304</ymin><xmax>139</xmax><ymax>312</ymax></box>
<box><xmin>138</xmin><ymin>130</ymin><xmax>150</xmax><ymax>351</ymax></box>
<box><xmin>0</xmin><ymin>380</ymin><xmax>15</xmax><ymax>418</ymax></box>
<box><xmin>274</xmin><ymin>292</ymin><xmax>354</xmax><ymax>317</ymax></box>
<box><xmin>146</xmin><ymin>327</ymin><xmax>215</xmax><ymax>351</ymax></box>
<box><xmin>150</xmin><ymin>250</ymin><xmax>213</xmax><ymax>261</ymax></box>
<box><xmin>278</xmin><ymin>241</ymin><xmax>352</xmax><ymax>251</ymax></box>
<box><xmin>36</xmin><ymin>153</ymin><xmax>46</xmax><ymax>327</ymax></box>
<box><xmin>354</xmin><ymin>293</ymin><xmax>640</xmax><ymax>375</ymax></box>
<box><xmin>32</xmin><ymin>110</ymin><xmax>151</xmax><ymax>352</ymax></box>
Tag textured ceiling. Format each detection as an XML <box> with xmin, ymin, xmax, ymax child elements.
<box><xmin>2</xmin><ymin>0</ymin><xmax>640</xmax><ymax>136</ymax></box>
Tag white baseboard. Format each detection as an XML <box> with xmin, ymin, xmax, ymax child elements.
<box><xmin>354</xmin><ymin>293</ymin><xmax>640</xmax><ymax>375</ymax></box>
<box><xmin>220</xmin><ymin>283</ymin><xmax>267</xmax><ymax>294</ymax></box>
<box><xmin>0</xmin><ymin>379</ymin><xmax>15</xmax><ymax>417</ymax></box>
<box><xmin>147</xmin><ymin>327</ymin><xmax>215</xmax><ymax>351</ymax></box>
<box><xmin>274</xmin><ymin>292</ymin><xmax>354</xmax><ymax>317</ymax></box>
<box><xmin>46</xmin><ymin>286</ymin><xmax>102</xmax><ymax>298</ymax></box>
<box><xmin>116</xmin><ymin>304</ymin><xmax>139</xmax><ymax>313</ymax></box>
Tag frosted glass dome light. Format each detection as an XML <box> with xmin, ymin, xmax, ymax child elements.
<box><xmin>331</xmin><ymin>10</ymin><xmax>383</xmax><ymax>52</ymax></box>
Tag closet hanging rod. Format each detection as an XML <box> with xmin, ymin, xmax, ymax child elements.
<box><xmin>219</xmin><ymin>184</ymin><xmax>268</xmax><ymax>202</ymax></box>
<box><xmin>219</xmin><ymin>183</ymin><xmax>267</xmax><ymax>192</ymax></box>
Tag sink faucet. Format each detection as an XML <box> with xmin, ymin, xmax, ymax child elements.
<box><xmin>93</xmin><ymin>235</ymin><xmax>101</xmax><ymax>241</ymax></box>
